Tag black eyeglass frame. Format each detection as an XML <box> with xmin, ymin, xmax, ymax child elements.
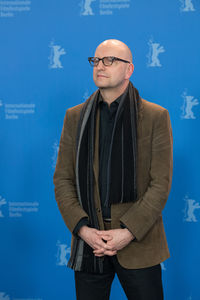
<box><xmin>88</xmin><ymin>56</ymin><xmax>131</xmax><ymax>66</ymax></box>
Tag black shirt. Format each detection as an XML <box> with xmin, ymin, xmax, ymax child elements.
<box><xmin>98</xmin><ymin>93</ymin><xmax>121</xmax><ymax>219</ymax></box>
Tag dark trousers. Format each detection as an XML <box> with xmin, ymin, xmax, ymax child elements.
<box><xmin>75</xmin><ymin>255</ymin><xmax>164</xmax><ymax>300</ymax></box>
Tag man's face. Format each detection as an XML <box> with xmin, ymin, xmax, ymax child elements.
<box><xmin>93</xmin><ymin>43</ymin><xmax>131</xmax><ymax>91</ymax></box>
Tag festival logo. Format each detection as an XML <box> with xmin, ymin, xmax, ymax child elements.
<box><xmin>180</xmin><ymin>0</ymin><xmax>195</xmax><ymax>12</ymax></box>
<box><xmin>0</xmin><ymin>1</ymin><xmax>31</xmax><ymax>18</ymax></box>
<box><xmin>80</xmin><ymin>0</ymin><xmax>96</xmax><ymax>15</ymax></box>
<box><xmin>49</xmin><ymin>40</ymin><xmax>66</xmax><ymax>69</ymax></box>
<box><xmin>0</xmin><ymin>292</ymin><xmax>10</xmax><ymax>300</ymax></box>
<box><xmin>147</xmin><ymin>39</ymin><xmax>165</xmax><ymax>67</ymax></box>
<box><xmin>9</xmin><ymin>202</ymin><xmax>39</xmax><ymax>218</ymax></box>
<box><xmin>79</xmin><ymin>0</ymin><xmax>131</xmax><ymax>16</ymax></box>
<box><xmin>52</xmin><ymin>141</ymin><xmax>59</xmax><ymax>170</ymax></box>
<box><xmin>161</xmin><ymin>262</ymin><xmax>166</xmax><ymax>271</ymax></box>
<box><xmin>181</xmin><ymin>91</ymin><xmax>199</xmax><ymax>119</ymax></box>
<box><xmin>0</xmin><ymin>196</ymin><xmax>6</xmax><ymax>218</ymax></box>
<box><xmin>0</xmin><ymin>197</ymin><xmax>39</xmax><ymax>219</ymax></box>
<box><xmin>183</xmin><ymin>195</ymin><xmax>200</xmax><ymax>222</ymax></box>
<box><xmin>83</xmin><ymin>90</ymin><xmax>90</xmax><ymax>101</ymax></box>
<box><xmin>0</xmin><ymin>100</ymin><xmax>4</xmax><ymax>119</ymax></box>
<box><xmin>56</xmin><ymin>240</ymin><xmax>71</xmax><ymax>266</ymax></box>
<box><xmin>0</xmin><ymin>294</ymin><xmax>42</xmax><ymax>300</ymax></box>
<box><xmin>0</xmin><ymin>99</ymin><xmax>36</xmax><ymax>120</ymax></box>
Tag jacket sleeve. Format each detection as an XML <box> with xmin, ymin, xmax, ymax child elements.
<box><xmin>120</xmin><ymin>108</ymin><xmax>173</xmax><ymax>241</ymax></box>
<box><xmin>53</xmin><ymin>109</ymin><xmax>89</xmax><ymax>233</ymax></box>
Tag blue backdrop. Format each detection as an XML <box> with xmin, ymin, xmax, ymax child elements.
<box><xmin>0</xmin><ymin>1</ymin><xmax>200</xmax><ymax>299</ymax></box>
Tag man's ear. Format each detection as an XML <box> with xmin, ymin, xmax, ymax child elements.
<box><xmin>125</xmin><ymin>63</ymin><xmax>134</xmax><ymax>79</ymax></box>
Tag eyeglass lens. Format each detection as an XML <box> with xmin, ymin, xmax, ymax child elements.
<box><xmin>90</xmin><ymin>57</ymin><xmax>114</xmax><ymax>66</ymax></box>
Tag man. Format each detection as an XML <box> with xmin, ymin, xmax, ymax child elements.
<box><xmin>53</xmin><ymin>39</ymin><xmax>173</xmax><ymax>300</ymax></box>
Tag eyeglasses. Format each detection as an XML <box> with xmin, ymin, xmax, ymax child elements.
<box><xmin>88</xmin><ymin>56</ymin><xmax>131</xmax><ymax>67</ymax></box>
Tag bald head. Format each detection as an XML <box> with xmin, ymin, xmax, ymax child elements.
<box><xmin>92</xmin><ymin>39</ymin><xmax>134</xmax><ymax>103</ymax></box>
<box><xmin>95</xmin><ymin>39</ymin><xmax>133</xmax><ymax>63</ymax></box>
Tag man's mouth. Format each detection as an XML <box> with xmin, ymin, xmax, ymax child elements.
<box><xmin>97</xmin><ymin>74</ymin><xmax>108</xmax><ymax>78</ymax></box>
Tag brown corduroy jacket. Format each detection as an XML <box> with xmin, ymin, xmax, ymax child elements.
<box><xmin>53</xmin><ymin>94</ymin><xmax>173</xmax><ymax>269</ymax></box>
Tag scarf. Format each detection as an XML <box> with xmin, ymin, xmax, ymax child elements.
<box><xmin>68</xmin><ymin>82</ymin><xmax>141</xmax><ymax>273</ymax></box>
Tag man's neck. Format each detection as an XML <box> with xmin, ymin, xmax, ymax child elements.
<box><xmin>99</xmin><ymin>81</ymin><xmax>129</xmax><ymax>106</ymax></box>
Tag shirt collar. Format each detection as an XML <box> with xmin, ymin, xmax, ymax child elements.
<box><xmin>98</xmin><ymin>89</ymin><xmax>126</xmax><ymax>106</ymax></box>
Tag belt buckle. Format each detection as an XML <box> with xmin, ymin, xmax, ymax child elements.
<box><xmin>103</xmin><ymin>218</ymin><xmax>112</xmax><ymax>223</ymax></box>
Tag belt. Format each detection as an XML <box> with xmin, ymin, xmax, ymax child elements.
<box><xmin>103</xmin><ymin>218</ymin><xmax>112</xmax><ymax>223</ymax></box>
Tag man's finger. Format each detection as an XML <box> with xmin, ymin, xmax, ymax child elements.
<box><xmin>96</xmin><ymin>232</ymin><xmax>113</xmax><ymax>240</ymax></box>
<box><xmin>93</xmin><ymin>249</ymin><xmax>117</xmax><ymax>257</ymax></box>
<box><xmin>103</xmin><ymin>250</ymin><xmax>117</xmax><ymax>256</ymax></box>
<box><xmin>93</xmin><ymin>248</ymin><xmax>105</xmax><ymax>257</ymax></box>
<box><xmin>93</xmin><ymin>248</ymin><xmax>104</xmax><ymax>254</ymax></box>
<box><xmin>101</xmin><ymin>235</ymin><xmax>113</xmax><ymax>241</ymax></box>
<box><xmin>96</xmin><ymin>230</ymin><xmax>111</xmax><ymax>235</ymax></box>
<box><xmin>95</xmin><ymin>238</ymin><xmax>113</xmax><ymax>250</ymax></box>
<box><xmin>93</xmin><ymin>246</ymin><xmax>117</xmax><ymax>254</ymax></box>
<box><xmin>94</xmin><ymin>253</ymin><xmax>105</xmax><ymax>257</ymax></box>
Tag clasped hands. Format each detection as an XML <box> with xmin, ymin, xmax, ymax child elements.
<box><xmin>78</xmin><ymin>226</ymin><xmax>135</xmax><ymax>257</ymax></box>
